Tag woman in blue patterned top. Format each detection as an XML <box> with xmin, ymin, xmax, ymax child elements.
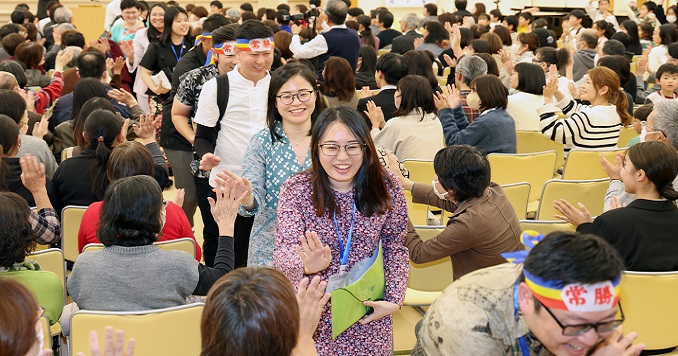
<box><xmin>217</xmin><ymin>62</ymin><xmax>325</xmax><ymax>266</ymax></box>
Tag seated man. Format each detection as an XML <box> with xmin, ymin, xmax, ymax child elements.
<box><xmin>388</xmin><ymin>145</ymin><xmax>523</xmax><ymax>280</ymax></box>
<box><xmin>411</xmin><ymin>231</ymin><xmax>644</xmax><ymax>356</ymax></box>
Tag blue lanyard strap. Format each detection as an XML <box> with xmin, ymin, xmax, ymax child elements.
<box><xmin>171</xmin><ymin>40</ymin><xmax>185</xmax><ymax>62</ymax></box>
<box><xmin>333</xmin><ymin>202</ymin><xmax>357</xmax><ymax>267</ymax></box>
<box><xmin>513</xmin><ymin>281</ymin><xmax>530</xmax><ymax>356</ymax></box>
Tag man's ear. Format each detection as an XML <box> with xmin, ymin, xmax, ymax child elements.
<box><xmin>518</xmin><ymin>282</ymin><xmax>534</xmax><ymax>314</ymax></box>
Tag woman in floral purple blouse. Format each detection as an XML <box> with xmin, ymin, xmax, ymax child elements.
<box><xmin>274</xmin><ymin>106</ymin><xmax>409</xmax><ymax>355</ymax></box>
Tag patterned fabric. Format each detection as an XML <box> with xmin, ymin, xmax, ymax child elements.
<box><xmin>274</xmin><ymin>171</ymin><xmax>409</xmax><ymax>355</ymax></box>
<box><xmin>241</xmin><ymin>121</ymin><xmax>312</xmax><ymax>267</ymax></box>
<box><xmin>459</xmin><ymin>89</ymin><xmax>480</xmax><ymax>123</ymax></box>
<box><xmin>175</xmin><ymin>64</ymin><xmax>220</xmax><ymax>119</ymax></box>
<box><xmin>30</xmin><ymin>208</ymin><xmax>60</xmax><ymax>245</ymax></box>
<box><xmin>0</xmin><ymin>260</ymin><xmax>41</xmax><ymax>272</ymax></box>
<box><xmin>110</xmin><ymin>22</ymin><xmax>140</xmax><ymax>49</ymax></box>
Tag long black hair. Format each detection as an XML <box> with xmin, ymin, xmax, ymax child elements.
<box><xmin>0</xmin><ymin>114</ymin><xmax>19</xmax><ymax>191</ymax></box>
<box><xmin>147</xmin><ymin>3</ymin><xmax>168</xmax><ymax>42</ymax></box>
<box><xmin>83</xmin><ymin>109</ymin><xmax>123</xmax><ymax>200</ymax></box>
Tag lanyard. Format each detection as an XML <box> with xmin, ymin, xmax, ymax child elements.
<box><xmin>513</xmin><ymin>281</ymin><xmax>530</xmax><ymax>356</ymax></box>
<box><xmin>171</xmin><ymin>40</ymin><xmax>185</xmax><ymax>63</ymax></box>
<box><xmin>333</xmin><ymin>202</ymin><xmax>356</xmax><ymax>273</ymax></box>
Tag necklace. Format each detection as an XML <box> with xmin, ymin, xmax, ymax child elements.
<box><xmin>289</xmin><ymin>135</ymin><xmax>309</xmax><ymax>146</ymax></box>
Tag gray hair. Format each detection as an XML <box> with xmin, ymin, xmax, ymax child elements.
<box><xmin>401</xmin><ymin>13</ymin><xmax>420</xmax><ymax>30</ymax></box>
<box><xmin>54</xmin><ymin>6</ymin><xmax>73</xmax><ymax>23</ymax></box>
<box><xmin>226</xmin><ymin>8</ymin><xmax>240</xmax><ymax>20</ymax></box>
<box><xmin>456</xmin><ymin>56</ymin><xmax>488</xmax><ymax>86</ymax></box>
<box><xmin>64</xmin><ymin>46</ymin><xmax>82</xmax><ymax>68</ymax></box>
<box><xmin>653</xmin><ymin>100</ymin><xmax>678</xmax><ymax>149</ymax></box>
<box><xmin>324</xmin><ymin>0</ymin><xmax>347</xmax><ymax>25</ymax></box>
<box><xmin>57</xmin><ymin>23</ymin><xmax>76</xmax><ymax>33</ymax></box>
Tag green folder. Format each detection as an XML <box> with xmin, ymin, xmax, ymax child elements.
<box><xmin>331</xmin><ymin>241</ymin><xmax>385</xmax><ymax>338</ymax></box>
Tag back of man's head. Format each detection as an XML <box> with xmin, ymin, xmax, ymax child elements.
<box><xmin>226</xmin><ymin>8</ymin><xmax>240</xmax><ymax>21</ymax></box>
<box><xmin>203</xmin><ymin>14</ymin><xmax>231</xmax><ymax>32</ymax></box>
<box><xmin>376</xmin><ymin>53</ymin><xmax>408</xmax><ymax>86</ymax></box>
<box><xmin>602</xmin><ymin>39</ymin><xmax>626</xmax><ymax>56</ymax></box>
<box><xmin>456</xmin><ymin>56</ymin><xmax>488</xmax><ymax>86</ymax></box>
<box><xmin>324</xmin><ymin>0</ymin><xmax>348</xmax><ymax>25</ymax></box>
<box><xmin>240</xmin><ymin>3</ymin><xmax>254</xmax><ymax>12</ymax></box>
<box><xmin>347</xmin><ymin>8</ymin><xmax>364</xmax><ymax>18</ymax></box>
<box><xmin>434</xmin><ymin>145</ymin><xmax>490</xmax><ymax>202</ymax></box>
<box><xmin>54</xmin><ymin>6</ymin><xmax>73</xmax><ymax>23</ymax></box>
<box><xmin>455</xmin><ymin>0</ymin><xmax>468</xmax><ymax>11</ymax></box>
<box><xmin>11</xmin><ymin>10</ymin><xmax>27</xmax><ymax>25</ymax></box>
<box><xmin>236</xmin><ymin>20</ymin><xmax>274</xmax><ymax>40</ymax></box>
<box><xmin>0</xmin><ymin>89</ymin><xmax>26</xmax><ymax>123</ymax></box>
<box><xmin>402</xmin><ymin>13</ymin><xmax>420</xmax><ymax>30</ymax></box>
<box><xmin>579</xmin><ymin>30</ymin><xmax>598</xmax><ymax>49</ymax></box>
<box><xmin>212</xmin><ymin>24</ymin><xmax>239</xmax><ymax>45</ymax></box>
<box><xmin>524</xmin><ymin>232</ymin><xmax>623</xmax><ymax>287</ymax></box>
<box><xmin>379</xmin><ymin>11</ymin><xmax>394</xmax><ymax>28</ymax></box>
<box><xmin>0</xmin><ymin>60</ymin><xmax>27</xmax><ymax>88</ymax></box>
<box><xmin>77</xmin><ymin>50</ymin><xmax>107</xmax><ymax>79</ymax></box>
<box><xmin>653</xmin><ymin>100</ymin><xmax>678</xmax><ymax>149</ymax></box>
<box><xmin>0</xmin><ymin>72</ymin><xmax>18</xmax><ymax>90</ymax></box>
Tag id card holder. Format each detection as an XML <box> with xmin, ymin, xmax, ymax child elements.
<box><xmin>326</xmin><ymin>265</ymin><xmax>348</xmax><ymax>293</ymax></box>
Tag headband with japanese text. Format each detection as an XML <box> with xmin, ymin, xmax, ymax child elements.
<box><xmin>235</xmin><ymin>37</ymin><xmax>274</xmax><ymax>52</ymax></box>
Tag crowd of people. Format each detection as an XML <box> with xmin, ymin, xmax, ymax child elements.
<box><xmin>2</xmin><ymin>0</ymin><xmax>678</xmax><ymax>354</ymax></box>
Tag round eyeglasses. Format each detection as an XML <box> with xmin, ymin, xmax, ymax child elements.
<box><xmin>276</xmin><ymin>90</ymin><xmax>315</xmax><ymax>105</ymax></box>
<box><xmin>318</xmin><ymin>143</ymin><xmax>366</xmax><ymax>156</ymax></box>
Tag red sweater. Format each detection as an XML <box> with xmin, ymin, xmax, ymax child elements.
<box><xmin>77</xmin><ymin>201</ymin><xmax>202</xmax><ymax>261</ymax></box>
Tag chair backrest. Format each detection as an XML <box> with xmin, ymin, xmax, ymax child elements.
<box><xmin>61</xmin><ymin>146</ymin><xmax>75</xmax><ymax>162</ymax></box>
<box><xmin>82</xmin><ymin>238</ymin><xmax>197</xmax><ymax>258</ymax></box>
<box><xmin>617</xmin><ymin>126</ymin><xmax>638</xmax><ymax>148</ymax></box>
<box><xmin>61</xmin><ymin>206</ymin><xmax>88</xmax><ymax>262</ymax></box>
<box><xmin>404</xmin><ymin>191</ymin><xmax>429</xmax><ymax>226</ymax></box>
<box><xmin>562</xmin><ymin>148</ymin><xmax>626</xmax><ymax>180</ymax></box>
<box><xmin>69</xmin><ymin>303</ymin><xmax>204</xmax><ymax>356</ymax></box>
<box><xmin>27</xmin><ymin>248</ymin><xmax>66</xmax><ymax>288</ymax></box>
<box><xmin>515</xmin><ymin>131</ymin><xmax>565</xmax><ymax>172</ymax></box>
<box><xmin>620</xmin><ymin>271</ymin><xmax>678</xmax><ymax>350</ymax></box>
<box><xmin>408</xmin><ymin>226</ymin><xmax>454</xmax><ymax>292</ymax></box>
<box><xmin>402</xmin><ymin>159</ymin><xmax>435</xmax><ymax>185</ymax></box>
<box><xmin>487</xmin><ymin>151</ymin><xmax>557</xmax><ymax>203</ymax></box>
<box><xmin>40</xmin><ymin>316</ymin><xmax>52</xmax><ymax>349</ymax></box>
<box><xmin>536</xmin><ymin>179</ymin><xmax>609</xmax><ymax>220</ymax></box>
<box><xmin>519</xmin><ymin>220</ymin><xmax>575</xmax><ymax>235</ymax></box>
<box><xmin>501</xmin><ymin>183</ymin><xmax>531</xmax><ymax>220</ymax></box>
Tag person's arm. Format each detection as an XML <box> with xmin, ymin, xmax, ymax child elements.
<box><xmin>171</xmin><ymin>96</ymin><xmax>196</xmax><ymax>144</ymax></box>
<box><xmin>585</xmin><ymin>0</ymin><xmax>598</xmax><ymax>19</ymax></box>
<box><xmin>33</xmin><ymin>50</ymin><xmax>71</xmax><ymax>114</ymax></box>
<box><xmin>193</xmin><ymin>78</ymin><xmax>222</xmax><ymax>168</ymax></box>
<box><xmin>537</xmin><ymin>103</ymin><xmax>587</xmax><ymax>146</ymax></box>
<box><xmin>405</xmin><ymin>215</ymin><xmax>474</xmax><ymax>263</ymax></box>
<box><xmin>127</xmin><ymin>30</ymin><xmax>146</xmax><ymax>73</ymax></box>
<box><xmin>289</xmin><ymin>33</ymin><xmax>329</xmax><ymax>59</ymax></box>
<box><xmin>410</xmin><ymin>180</ymin><xmax>459</xmax><ymax>212</ymax></box>
<box><xmin>21</xmin><ymin>155</ymin><xmax>61</xmax><ymax>244</ymax></box>
<box><xmin>273</xmin><ymin>178</ymin><xmax>311</xmax><ymax>286</ymax></box>
<box><xmin>439</xmin><ymin>106</ymin><xmax>487</xmax><ymax>147</ymax></box>
<box><xmin>292</xmin><ymin>276</ymin><xmax>329</xmax><ymax>356</ymax></box>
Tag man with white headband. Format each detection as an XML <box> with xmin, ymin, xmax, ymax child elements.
<box><xmin>411</xmin><ymin>231</ymin><xmax>645</xmax><ymax>356</ymax></box>
<box><xmin>193</xmin><ymin>20</ymin><xmax>275</xmax><ymax>267</ymax></box>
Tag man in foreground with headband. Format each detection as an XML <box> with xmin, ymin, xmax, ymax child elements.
<box><xmin>411</xmin><ymin>231</ymin><xmax>645</xmax><ymax>356</ymax></box>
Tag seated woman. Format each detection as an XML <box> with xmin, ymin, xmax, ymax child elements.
<box><xmin>403</xmin><ymin>51</ymin><xmax>442</xmax><ymax>93</ymax></box>
<box><xmin>386</xmin><ymin>145</ymin><xmax>523</xmax><ymax>280</ymax></box>
<box><xmin>355</xmin><ymin>45</ymin><xmax>378</xmax><ymax>90</ymax></box>
<box><xmin>53</xmin><ymin>109</ymin><xmax>166</xmax><ymax>208</ymax></box>
<box><xmin>68</xmin><ymin>174</ymin><xmax>242</xmax><ymax>311</ymax></box>
<box><xmin>0</xmin><ymin>279</ymin><xmax>54</xmax><ymax>355</ymax></box>
<box><xmin>537</xmin><ymin>66</ymin><xmax>631</xmax><ymax>153</ymax></box>
<box><xmin>436</xmin><ymin>75</ymin><xmax>517</xmax><ymax>154</ymax></box>
<box><xmin>366</xmin><ymin>75</ymin><xmax>444</xmax><ymax>161</ymax></box>
<box><xmin>77</xmin><ymin>141</ymin><xmax>200</xmax><ymax>260</ymax></box>
<box><xmin>506</xmin><ymin>62</ymin><xmax>546</xmax><ymax>131</ymax></box>
<box><xmin>14</xmin><ymin>42</ymin><xmax>50</xmax><ymax>88</ymax></box>
<box><xmin>201</xmin><ymin>268</ymin><xmax>330</xmax><ymax>355</ymax></box>
<box><xmin>554</xmin><ymin>141</ymin><xmax>678</xmax><ymax>272</ymax></box>
<box><xmin>533</xmin><ymin>46</ymin><xmax>572</xmax><ymax>97</ymax></box>
<box><xmin>415</xmin><ymin>20</ymin><xmax>449</xmax><ymax>58</ymax></box>
<box><xmin>321</xmin><ymin>57</ymin><xmax>359</xmax><ymax>109</ymax></box>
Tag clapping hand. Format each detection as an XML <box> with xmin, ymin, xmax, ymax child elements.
<box><xmin>296</xmin><ymin>276</ymin><xmax>331</xmax><ymax>339</ymax></box>
<box><xmin>32</xmin><ymin>116</ymin><xmax>49</xmax><ymax>140</ymax></box>
<box><xmin>442</xmin><ymin>54</ymin><xmax>457</xmax><ymax>68</ymax></box>
<box><xmin>76</xmin><ymin>327</ymin><xmax>135</xmax><ymax>356</ymax></box>
<box><xmin>442</xmin><ymin>84</ymin><xmax>461</xmax><ymax>108</ymax></box>
<box><xmin>360</xmin><ymin>86</ymin><xmax>373</xmax><ymax>99</ymax></box>
<box><xmin>296</xmin><ymin>231</ymin><xmax>332</xmax><ymax>275</ymax></box>
<box><xmin>568</xmin><ymin>81</ymin><xmax>581</xmax><ymax>99</ymax></box>
<box><xmin>498</xmin><ymin>48</ymin><xmax>514</xmax><ymax>73</ymax></box>
<box><xmin>111</xmin><ymin>56</ymin><xmax>125</xmax><ymax>75</ymax></box>
<box><xmin>120</xmin><ymin>41</ymin><xmax>134</xmax><ymax>58</ymax></box>
<box><xmin>364</xmin><ymin>100</ymin><xmax>385</xmax><ymax>130</ymax></box>
<box><xmin>208</xmin><ymin>176</ymin><xmax>248</xmax><ymax>236</ymax></box>
<box><xmin>108</xmin><ymin>88</ymin><xmax>138</xmax><ymax>108</ymax></box>
<box><xmin>215</xmin><ymin>169</ymin><xmax>254</xmax><ymax>207</ymax></box>
<box><xmin>553</xmin><ymin>199</ymin><xmax>593</xmax><ymax>227</ymax></box>
<box><xmin>542</xmin><ymin>76</ymin><xmax>559</xmax><ymax>103</ymax></box>
<box><xmin>413</xmin><ymin>36</ymin><xmax>424</xmax><ymax>49</ymax></box>
<box><xmin>132</xmin><ymin>114</ymin><xmax>157</xmax><ymax>144</ymax></box>
<box><xmin>600</xmin><ymin>152</ymin><xmax>623</xmax><ymax>181</ymax></box>
<box><xmin>199</xmin><ymin>153</ymin><xmax>222</xmax><ymax>171</ymax></box>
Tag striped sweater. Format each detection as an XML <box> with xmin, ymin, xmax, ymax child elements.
<box><xmin>537</xmin><ymin>97</ymin><xmax>622</xmax><ymax>152</ymax></box>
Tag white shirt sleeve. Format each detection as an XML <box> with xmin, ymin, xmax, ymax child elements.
<box><xmin>105</xmin><ymin>0</ymin><xmax>121</xmax><ymax>32</ymax></box>
<box><xmin>193</xmin><ymin>78</ymin><xmax>221</xmax><ymax>127</ymax></box>
<box><xmin>289</xmin><ymin>34</ymin><xmax>328</xmax><ymax>59</ymax></box>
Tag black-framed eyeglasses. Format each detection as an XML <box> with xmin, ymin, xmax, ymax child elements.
<box><xmin>276</xmin><ymin>90</ymin><xmax>315</xmax><ymax>105</ymax></box>
<box><xmin>318</xmin><ymin>143</ymin><xmax>366</xmax><ymax>156</ymax></box>
<box><xmin>541</xmin><ymin>301</ymin><xmax>625</xmax><ymax>336</ymax></box>
<box><xmin>532</xmin><ymin>58</ymin><xmax>544</xmax><ymax>64</ymax></box>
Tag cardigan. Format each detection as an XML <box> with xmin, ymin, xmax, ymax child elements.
<box><xmin>1</xmin><ymin>270</ymin><xmax>63</xmax><ymax>325</ymax></box>
<box><xmin>406</xmin><ymin>182</ymin><xmax>523</xmax><ymax>280</ymax></box>
<box><xmin>577</xmin><ymin>199</ymin><xmax>678</xmax><ymax>272</ymax></box>
<box><xmin>370</xmin><ymin>111</ymin><xmax>444</xmax><ymax>161</ymax></box>
<box><xmin>439</xmin><ymin>106</ymin><xmax>517</xmax><ymax>155</ymax></box>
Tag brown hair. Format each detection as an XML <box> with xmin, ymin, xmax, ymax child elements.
<box><xmin>517</xmin><ymin>32</ymin><xmax>539</xmax><ymax>52</ymax></box>
<box><xmin>1</xmin><ymin>33</ymin><xmax>25</xmax><ymax>57</ymax></box>
<box><xmin>0</xmin><ymin>278</ymin><xmax>39</xmax><ymax>356</ymax></box>
<box><xmin>480</xmin><ymin>32</ymin><xmax>502</xmax><ymax>54</ymax></box>
<box><xmin>0</xmin><ymin>191</ymin><xmax>36</xmax><ymax>267</ymax></box>
<box><xmin>626</xmin><ymin>141</ymin><xmax>678</xmax><ymax>200</ymax></box>
<box><xmin>192</xmin><ymin>6</ymin><xmax>208</xmax><ymax>18</ymax></box>
<box><xmin>321</xmin><ymin>57</ymin><xmax>356</xmax><ymax>102</ymax></box>
<box><xmin>107</xmin><ymin>141</ymin><xmax>155</xmax><ymax>182</ymax></box>
<box><xmin>587</xmin><ymin>66</ymin><xmax>632</xmax><ymax>125</ymax></box>
<box><xmin>14</xmin><ymin>41</ymin><xmax>43</xmax><ymax>69</ymax></box>
<box><xmin>492</xmin><ymin>25</ymin><xmax>512</xmax><ymax>46</ymax></box>
<box><xmin>470</xmin><ymin>74</ymin><xmax>508</xmax><ymax>110</ymax></box>
<box><xmin>200</xmin><ymin>267</ymin><xmax>299</xmax><ymax>356</ymax></box>
<box><xmin>273</xmin><ymin>30</ymin><xmax>293</xmax><ymax>59</ymax></box>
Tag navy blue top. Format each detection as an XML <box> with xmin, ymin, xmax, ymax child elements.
<box><xmin>318</xmin><ymin>28</ymin><xmax>361</xmax><ymax>79</ymax></box>
<box><xmin>439</xmin><ymin>107</ymin><xmax>517</xmax><ymax>155</ymax></box>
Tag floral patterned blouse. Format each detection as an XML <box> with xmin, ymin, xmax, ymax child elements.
<box><xmin>274</xmin><ymin>170</ymin><xmax>409</xmax><ymax>355</ymax></box>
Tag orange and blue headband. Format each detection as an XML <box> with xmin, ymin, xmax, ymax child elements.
<box><xmin>195</xmin><ymin>32</ymin><xmax>212</xmax><ymax>46</ymax></box>
<box><xmin>204</xmin><ymin>41</ymin><xmax>236</xmax><ymax>66</ymax></box>
<box><xmin>235</xmin><ymin>37</ymin><xmax>274</xmax><ymax>52</ymax></box>
<box><xmin>524</xmin><ymin>270</ymin><xmax>621</xmax><ymax>312</ymax></box>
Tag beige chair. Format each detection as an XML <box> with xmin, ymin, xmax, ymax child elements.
<box><xmin>61</xmin><ymin>147</ymin><xmax>75</xmax><ymax>162</ymax></box>
<box><xmin>519</xmin><ymin>220</ymin><xmax>576</xmax><ymax>235</ymax></box>
<box><xmin>617</xmin><ymin>126</ymin><xmax>638</xmax><ymax>148</ymax></box>
<box><xmin>378</xmin><ymin>48</ymin><xmax>390</xmax><ymax>56</ymax></box>
<box><xmin>501</xmin><ymin>183</ymin><xmax>531</xmax><ymax>220</ymax></box>
<box><xmin>404</xmin><ymin>191</ymin><xmax>429</xmax><ymax>226</ymax></box>
<box><xmin>60</xmin><ymin>206</ymin><xmax>88</xmax><ymax>263</ymax></box>
<box><xmin>561</xmin><ymin>148</ymin><xmax>626</xmax><ymax>180</ymax></box>
<box><xmin>404</xmin><ymin>226</ymin><xmax>453</xmax><ymax>312</ymax></box>
<box><xmin>69</xmin><ymin>304</ymin><xmax>204</xmax><ymax>356</ymax></box>
<box><xmin>27</xmin><ymin>248</ymin><xmax>67</xmax><ymax>334</ymax></box>
<box><xmin>82</xmin><ymin>238</ymin><xmax>197</xmax><ymax>258</ymax></box>
<box><xmin>402</xmin><ymin>159</ymin><xmax>435</xmax><ymax>184</ymax></box>
<box><xmin>619</xmin><ymin>271</ymin><xmax>678</xmax><ymax>351</ymax></box>
<box><xmin>535</xmin><ymin>179</ymin><xmax>609</xmax><ymax>220</ymax></box>
<box><xmin>515</xmin><ymin>131</ymin><xmax>565</xmax><ymax>173</ymax></box>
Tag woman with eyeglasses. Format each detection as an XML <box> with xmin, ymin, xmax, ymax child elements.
<box><xmin>273</xmin><ymin>106</ymin><xmax>409</xmax><ymax>355</ymax></box>
<box><xmin>554</xmin><ymin>141</ymin><xmax>678</xmax><ymax>272</ymax></box>
<box><xmin>211</xmin><ymin>63</ymin><xmax>325</xmax><ymax>267</ymax></box>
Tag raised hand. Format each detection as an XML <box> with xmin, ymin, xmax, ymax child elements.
<box><xmin>364</xmin><ymin>100</ymin><xmax>385</xmax><ymax>130</ymax></box>
<box><xmin>108</xmin><ymin>88</ymin><xmax>137</xmax><ymax>108</ymax></box>
<box><xmin>199</xmin><ymin>153</ymin><xmax>222</xmax><ymax>171</ymax></box>
<box><xmin>112</xmin><ymin>56</ymin><xmax>125</xmax><ymax>75</ymax></box>
<box><xmin>132</xmin><ymin>114</ymin><xmax>156</xmax><ymax>143</ymax></box>
<box><xmin>31</xmin><ymin>116</ymin><xmax>49</xmax><ymax>140</ymax></box>
<box><xmin>413</xmin><ymin>36</ymin><xmax>424</xmax><ymax>49</ymax></box>
<box><xmin>208</xmin><ymin>178</ymin><xmax>248</xmax><ymax>235</ymax></box>
<box><xmin>54</xmin><ymin>48</ymin><xmax>74</xmax><ymax>71</ymax></box>
<box><xmin>433</xmin><ymin>91</ymin><xmax>450</xmax><ymax>110</ymax></box>
<box><xmin>296</xmin><ymin>231</ymin><xmax>332</xmax><ymax>275</ymax></box>
<box><xmin>19</xmin><ymin>155</ymin><xmax>46</xmax><ymax>194</ymax></box>
<box><xmin>214</xmin><ymin>169</ymin><xmax>254</xmax><ymax>207</ymax></box>
<box><xmin>542</xmin><ymin>76</ymin><xmax>559</xmax><ymax>102</ymax></box>
<box><xmin>600</xmin><ymin>152</ymin><xmax>623</xmax><ymax>181</ymax></box>
<box><xmin>443</xmin><ymin>84</ymin><xmax>461</xmax><ymax>108</ymax></box>
<box><xmin>296</xmin><ymin>276</ymin><xmax>331</xmax><ymax>339</ymax></box>
<box><xmin>173</xmin><ymin>188</ymin><xmax>185</xmax><ymax>208</ymax></box>
<box><xmin>360</xmin><ymin>86</ymin><xmax>373</xmax><ymax>99</ymax></box>
<box><xmin>553</xmin><ymin>199</ymin><xmax>593</xmax><ymax>227</ymax></box>
<box><xmin>442</xmin><ymin>54</ymin><xmax>457</xmax><ymax>68</ymax></box>
<box><xmin>120</xmin><ymin>41</ymin><xmax>134</xmax><ymax>58</ymax></box>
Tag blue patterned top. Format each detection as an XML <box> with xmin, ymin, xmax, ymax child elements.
<box><xmin>240</xmin><ymin>121</ymin><xmax>311</xmax><ymax>266</ymax></box>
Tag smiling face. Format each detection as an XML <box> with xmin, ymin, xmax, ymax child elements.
<box><xmin>276</xmin><ymin>75</ymin><xmax>316</xmax><ymax>126</ymax></box>
<box><xmin>318</xmin><ymin>122</ymin><xmax>364</xmax><ymax>192</ymax></box>
<box><xmin>149</xmin><ymin>6</ymin><xmax>165</xmax><ymax>31</ymax></box>
<box><xmin>171</xmin><ymin>12</ymin><xmax>190</xmax><ymax>37</ymax></box>
<box><xmin>216</xmin><ymin>52</ymin><xmax>238</xmax><ymax>74</ymax></box>
<box><xmin>122</xmin><ymin>6</ymin><xmax>140</xmax><ymax>25</ymax></box>
<box><xmin>620</xmin><ymin>154</ymin><xmax>640</xmax><ymax>193</ymax></box>
<box><xmin>236</xmin><ymin>48</ymin><xmax>274</xmax><ymax>82</ymax></box>
<box><xmin>579</xmin><ymin>76</ymin><xmax>606</xmax><ymax>102</ymax></box>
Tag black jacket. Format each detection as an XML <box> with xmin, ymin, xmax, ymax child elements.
<box><xmin>391</xmin><ymin>30</ymin><xmax>423</xmax><ymax>55</ymax></box>
<box><xmin>357</xmin><ymin>88</ymin><xmax>397</xmax><ymax>126</ymax></box>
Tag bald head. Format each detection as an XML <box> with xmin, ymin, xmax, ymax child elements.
<box><xmin>0</xmin><ymin>72</ymin><xmax>18</xmax><ymax>91</ymax></box>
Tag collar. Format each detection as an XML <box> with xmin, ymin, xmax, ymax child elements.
<box><xmin>379</xmin><ymin>85</ymin><xmax>397</xmax><ymax>90</ymax></box>
<box><xmin>328</xmin><ymin>23</ymin><xmax>348</xmax><ymax>30</ymax></box>
<box><xmin>627</xmin><ymin>198</ymin><xmax>677</xmax><ymax>211</ymax></box>
<box><xmin>479</xmin><ymin>107</ymin><xmax>499</xmax><ymax>117</ymax></box>
<box><xmin>447</xmin><ymin>184</ymin><xmax>493</xmax><ymax>220</ymax></box>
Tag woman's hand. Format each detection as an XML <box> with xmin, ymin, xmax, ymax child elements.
<box><xmin>568</xmin><ymin>81</ymin><xmax>581</xmax><ymax>100</ymax></box>
<box><xmin>214</xmin><ymin>169</ymin><xmax>254</xmax><ymax>208</ymax></box>
<box><xmin>443</xmin><ymin>84</ymin><xmax>461</xmax><ymax>108</ymax></box>
<box><xmin>112</xmin><ymin>56</ymin><xmax>125</xmax><ymax>76</ymax></box>
<box><xmin>542</xmin><ymin>76</ymin><xmax>559</xmax><ymax>103</ymax></box>
<box><xmin>108</xmin><ymin>88</ymin><xmax>138</xmax><ymax>108</ymax></box>
<box><xmin>19</xmin><ymin>155</ymin><xmax>46</xmax><ymax>194</ymax></box>
<box><xmin>296</xmin><ymin>276</ymin><xmax>331</xmax><ymax>341</ymax></box>
<box><xmin>76</xmin><ymin>327</ymin><xmax>135</xmax><ymax>356</ymax></box>
<box><xmin>442</xmin><ymin>54</ymin><xmax>457</xmax><ymax>68</ymax></box>
<box><xmin>120</xmin><ymin>41</ymin><xmax>134</xmax><ymax>58</ymax></box>
<box><xmin>208</xmin><ymin>176</ymin><xmax>248</xmax><ymax>236</ymax></box>
<box><xmin>132</xmin><ymin>114</ymin><xmax>157</xmax><ymax>144</ymax></box>
<box><xmin>553</xmin><ymin>199</ymin><xmax>593</xmax><ymax>227</ymax></box>
<box><xmin>413</xmin><ymin>36</ymin><xmax>424</xmax><ymax>49</ymax></box>
<box><xmin>199</xmin><ymin>153</ymin><xmax>222</xmax><ymax>171</ymax></box>
<box><xmin>609</xmin><ymin>196</ymin><xmax>627</xmax><ymax>210</ymax></box>
<box><xmin>498</xmin><ymin>49</ymin><xmax>514</xmax><ymax>74</ymax></box>
<box><xmin>364</xmin><ymin>100</ymin><xmax>385</xmax><ymax>130</ymax></box>
<box><xmin>600</xmin><ymin>152</ymin><xmax>623</xmax><ymax>181</ymax></box>
<box><xmin>31</xmin><ymin>116</ymin><xmax>49</xmax><ymax>140</ymax></box>
<box><xmin>359</xmin><ymin>300</ymin><xmax>400</xmax><ymax>324</ymax></box>
<box><xmin>296</xmin><ymin>231</ymin><xmax>332</xmax><ymax>275</ymax></box>
<box><xmin>54</xmin><ymin>48</ymin><xmax>74</xmax><ymax>72</ymax></box>
<box><xmin>433</xmin><ymin>91</ymin><xmax>450</xmax><ymax>110</ymax></box>
<box><xmin>360</xmin><ymin>86</ymin><xmax>373</xmax><ymax>99</ymax></box>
